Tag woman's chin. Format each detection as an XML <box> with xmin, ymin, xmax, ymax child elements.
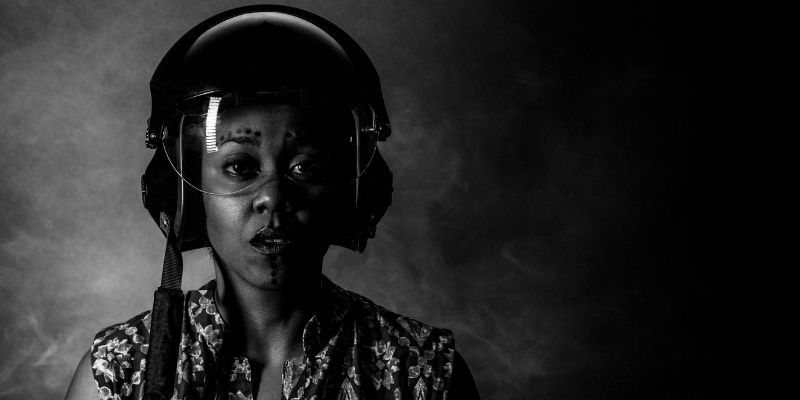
<box><xmin>240</xmin><ymin>254</ymin><xmax>320</xmax><ymax>291</ymax></box>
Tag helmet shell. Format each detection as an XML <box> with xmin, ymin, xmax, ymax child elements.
<box><xmin>147</xmin><ymin>5</ymin><xmax>389</xmax><ymax>143</ymax></box>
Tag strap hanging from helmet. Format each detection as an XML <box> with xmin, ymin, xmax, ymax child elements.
<box><xmin>143</xmin><ymin>228</ymin><xmax>185</xmax><ymax>400</ymax></box>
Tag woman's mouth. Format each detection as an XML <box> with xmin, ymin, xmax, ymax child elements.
<box><xmin>249</xmin><ymin>227</ymin><xmax>293</xmax><ymax>255</ymax></box>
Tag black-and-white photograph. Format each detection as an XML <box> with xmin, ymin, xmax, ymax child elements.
<box><xmin>0</xmin><ymin>1</ymin><xmax>785</xmax><ymax>399</ymax></box>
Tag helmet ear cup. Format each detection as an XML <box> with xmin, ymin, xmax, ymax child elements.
<box><xmin>142</xmin><ymin>148</ymin><xmax>177</xmax><ymax>236</ymax></box>
<box><xmin>357</xmin><ymin>150</ymin><xmax>394</xmax><ymax>251</ymax></box>
<box><xmin>178</xmin><ymin>188</ymin><xmax>207</xmax><ymax>250</ymax></box>
<box><xmin>325</xmin><ymin>149</ymin><xmax>392</xmax><ymax>252</ymax></box>
<box><xmin>142</xmin><ymin>148</ymin><xmax>207</xmax><ymax>250</ymax></box>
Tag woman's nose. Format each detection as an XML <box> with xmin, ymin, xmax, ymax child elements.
<box><xmin>251</xmin><ymin>175</ymin><xmax>291</xmax><ymax>215</ymax></box>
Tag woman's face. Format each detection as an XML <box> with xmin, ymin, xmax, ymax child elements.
<box><xmin>202</xmin><ymin>103</ymin><xmax>337</xmax><ymax>290</ymax></box>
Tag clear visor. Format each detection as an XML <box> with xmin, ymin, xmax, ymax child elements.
<box><xmin>161</xmin><ymin>91</ymin><xmax>377</xmax><ymax>196</ymax></box>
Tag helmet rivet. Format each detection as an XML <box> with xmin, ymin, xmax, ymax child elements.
<box><xmin>378</xmin><ymin>123</ymin><xmax>391</xmax><ymax>140</ymax></box>
<box><xmin>145</xmin><ymin>130</ymin><xmax>158</xmax><ymax>149</ymax></box>
<box><xmin>159</xmin><ymin>213</ymin><xmax>170</xmax><ymax>229</ymax></box>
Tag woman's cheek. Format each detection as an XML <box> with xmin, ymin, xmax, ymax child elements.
<box><xmin>204</xmin><ymin>196</ymin><xmax>247</xmax><ymax>248</ymax></box>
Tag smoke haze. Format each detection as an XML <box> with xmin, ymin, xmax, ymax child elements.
<box><xmin>0</xmin><ymin>0</ymin><xmax>771</xmax><ymax>399</ymax></box>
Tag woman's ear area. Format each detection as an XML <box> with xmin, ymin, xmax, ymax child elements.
<box><xmin>64</xmin><ymin>350</ymin><xmax>97</xmax><ymax>400</ymax></box>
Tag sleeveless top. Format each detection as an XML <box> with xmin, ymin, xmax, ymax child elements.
<box><xmin>90</xmin><ymin>277</ymin><xmax>455</xmax><ymax>400</ymax></box>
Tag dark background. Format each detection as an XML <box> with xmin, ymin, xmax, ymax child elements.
<box><xmin>0</xmin><ymin>0</ymin><xmax>789</xmax><ymax>399</ymax></box>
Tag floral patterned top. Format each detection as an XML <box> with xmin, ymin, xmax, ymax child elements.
<box><xmin>90</xmin><ymin>277</ymin><xmax>457</xmax><ymax>400</ymax></box>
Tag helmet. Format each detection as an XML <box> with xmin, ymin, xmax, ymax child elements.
<box><xmin>141</xmin><ymin>5</ymin><xmax>393</xmax><ymax>253</ymax></box>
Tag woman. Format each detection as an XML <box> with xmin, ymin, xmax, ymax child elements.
<box><xmin>65</xmin><ymin>5</ymin><xmax>478</xmax><ymax>400</ymax></box>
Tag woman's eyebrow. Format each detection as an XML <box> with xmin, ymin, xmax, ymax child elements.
<box><xmin>218</xmin><ymin>133</ymin><xmax>259</xmax><ymax>146</ymax></box>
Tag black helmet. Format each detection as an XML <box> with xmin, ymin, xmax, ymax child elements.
<box><xmin>141</xmin><ymin>4</ymin><xmax>393</xmax><ymax>253</ymax></box>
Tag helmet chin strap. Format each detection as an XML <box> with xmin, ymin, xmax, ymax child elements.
<box><xmin>143</xmin><ymin>223</ymin><xmax>185</xmax><ymax>400</ymax></box>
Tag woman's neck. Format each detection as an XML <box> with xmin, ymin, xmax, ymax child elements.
<box><xmin>213</xmin><ymin>256</ymin><xmax>322</xmax><ymax>368</ymax></box>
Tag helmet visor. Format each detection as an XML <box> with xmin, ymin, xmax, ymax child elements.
<box><xmin>161</xmin><ymin>90</ymin><xmax>377</xmax><ymax>196</ymax></box>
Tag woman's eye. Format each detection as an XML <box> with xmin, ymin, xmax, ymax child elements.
<box><xmin>288</xmin><ymin>161</ymin><xmax>324</xmax><ymax>182</ymax></box>
<box><xmin>222</xmin><ymin>157</ymin><xmax>259</xmax><ymax>179</ymax></box>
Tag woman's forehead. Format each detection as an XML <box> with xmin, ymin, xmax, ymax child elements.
<box><xmin>218</xmin><ymin>104</ymin><xmax>301</xmax><ymax>134</ymax></box>
<box><xmin>213</xmin><ymin>102</ymin><xmax>347</xmax><ymax>146</ymax></box>
<box><xmin>214</xmin><ymin>104</ymin><xmax>311</xmax><ymax>150</ymax></box>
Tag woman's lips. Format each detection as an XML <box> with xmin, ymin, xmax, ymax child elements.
<box><xmin>249</xmin><ymin>226</ymin><xmax>293</xmax><ymax>255</ymax></box>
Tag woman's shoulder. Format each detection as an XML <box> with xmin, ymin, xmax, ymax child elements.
<box><xmin>91</xmin><ymin>310</ymin><xmax>152</xmax><ymax>398</ymax></box>
<box><xmin>352</xmin><ymin>290</ymin><xmax>453</xmax><ymax>347</ymax></box>
<box><xmin>326</xmin><ymin>278</ymin><xmax>455</xmax><ymax>347</ymax></box>
<box><xmin>326</xmin><ymin>280</ymin><xmax>458</xmax><ymax>391</ymax></box>
<box><xmin>93</xmin><ymin>309</ymin><xmax>152</xmax><ymax>354</ymax></box>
